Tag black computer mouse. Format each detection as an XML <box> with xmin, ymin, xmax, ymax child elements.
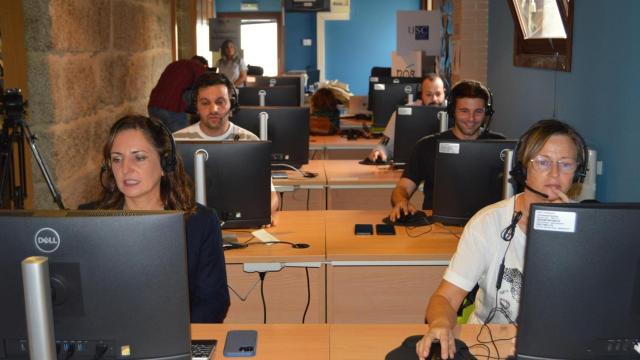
<box><xmin>292</xmin><ymin>243</ymin><xmax>310</xmax><ymax>249</ymax></box>
<box><xmin>395</xmin><ymin>210</ymin><xmax>432</xmax><ymax>227</ymax></box>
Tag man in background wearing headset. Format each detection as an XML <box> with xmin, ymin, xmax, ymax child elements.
<box><xmin>368</xmin><ymin>73</ymin><xmax>447</xmax><ymax>162</ymax></box>
<box><xmin>388</xmin><ymin>80</ymin><xmax>504</xmax><ymax>220</ymax></box>
<box><xmin>173</xmin><ymin>72</ymin><xmax>280</xmax><ymax>223</ymax></box>
<box><xmin>415</xmin><ymin>119</ymin><xmax>588</xmax><ymax>359</ymax></box>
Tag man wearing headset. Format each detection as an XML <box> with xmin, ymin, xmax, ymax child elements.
<box><xmin>173</xmin><ymin>72</ymin><xmax>280</xmax><ymax>223</ymax></box>
<box><xmin>388</xmin><ymin>80</ymin><xmax>505</xmax><ymax>221</ymax></box>
<box><xmin>416</xmin><ymin>119</ymin><xmax>587</xmax><ymax>359</ymax></box>
<box><xmin>368</xmin><ymin>73</ymin><xmax>447</xmax><ymax>162</ymax></box>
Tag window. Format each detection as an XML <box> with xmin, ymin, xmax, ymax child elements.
<box><xmin>507</xmin><ymin>0</ymin><xmax>574</xmax><ymax>71</ymax></box>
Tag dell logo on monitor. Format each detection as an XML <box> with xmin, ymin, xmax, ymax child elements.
<box><xmin>34</xmin><ymin>228</ymin><xmax>61</xmax><ymax>253</ymax></box>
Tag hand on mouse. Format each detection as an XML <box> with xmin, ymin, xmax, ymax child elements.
<box><xmin>389</xmin><ymin>201</ymin><xmax>416</xmax><ymax>222</ymax></box>
<box><xmin>416</xmin><ymin>323</ymin><xmax>456</xmax><ymax>360</ymax></box>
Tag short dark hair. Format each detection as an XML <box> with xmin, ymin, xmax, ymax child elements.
<box><xmin>193</xmin><ymin>72</ymin><xmax>234</xmax><ymax>100</ymax></box>
<box><xmin>449</xmin><ymin>80</ymin><xmax>490</xmax><ymax>108</ymax></box>
<box><xmin>191</xmin><ymin>55</ymin><xmax>208</xmax><ymax>67</ymax></box>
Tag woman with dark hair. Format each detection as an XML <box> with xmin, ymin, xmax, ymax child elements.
<box><xmin>216</xmin><ymin>39</ymin><xmax>247</xmax><ymax>87</ymax></box>
<box><xmin>309</xmin><ymin>87</ymin><xmax>340</xmax><ymax>134</ymax></box>
<box><xmin>416</xmin><ymin>119</ymin><xmax>586</xmax><ymax>359</ymax></box>
<box><xmin>97</xmin><ymin>114</ymin><xmax>230</xmax><ymax>323</ymax></box>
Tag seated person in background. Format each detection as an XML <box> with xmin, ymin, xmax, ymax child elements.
<box><xmin>94</xmin><ymin>115</ymin><xmax>230</xmax><ymax>323</ymax></box>
<box><xmin>309</xmin><ymin>87</ymin><xmax>341</xmax><ymax>135</ymax></box>
<box><xmin>368</xmin><ymin>73</ymin><xmax>446</xmax><ymax>162</ymax></box>
<box><xmin>389</xmin><ymin>79</ymin><xmax>504</xmax><ymax>220</ymax></box>
<box><xmin>147</xmin><ymin>55</ymin><xmax>209</xmax><ymax>132</ymax></box>
<box><xmin>173</xmin><ymin>72</ymin><xmax>280</xmax><ymax>222</ymax></box>
<box><xmin>415</xmin><ymin>119</ymin><xmax>587</xmax><ymax>360</ymax></box>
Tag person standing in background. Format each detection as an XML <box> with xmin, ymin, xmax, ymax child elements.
<box><xmin>148</xmin><ymin>55</ymin><xmax>209</xmax><ymax>132</ymax></box>
<box><xmin>216</xmin><ymin>40</ymin><xmax>248</xmax><ymax>87</ymax></box>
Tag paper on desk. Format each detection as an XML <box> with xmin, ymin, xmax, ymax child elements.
<box><xmin>251</xmin><ymin>229</ymin><xmax>281</xmax><ymax>244</ymax></box>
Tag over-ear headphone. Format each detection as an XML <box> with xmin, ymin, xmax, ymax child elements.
<box><xmin>445</xmin><ymin>80</ymin><xmax>494</xmax><ymax>120</ymax></box>
<box><xmin>510</xmin><ymin>119</ymin><xmax>588</xmax><ymax>185</ymax></box>
<box><xmin>191</xmin><ymin>72</ymin><xmax>239</xmax><ymax>116</ymax></box>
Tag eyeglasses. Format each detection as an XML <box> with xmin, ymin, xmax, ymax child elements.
<box><xmin>529</xmin><ymin>155</ymin><xmax>578</xmax><ymax>174</ymax></box>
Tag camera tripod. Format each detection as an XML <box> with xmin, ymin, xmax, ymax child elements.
<box><xmin>0</xmin><ymin>88</ymin><xmax>65</xmax><ymax>209</ymax></box>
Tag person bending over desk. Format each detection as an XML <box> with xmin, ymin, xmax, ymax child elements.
<box><xmin>368</xmin><ymin>73</ymin><xmax>447</xmax><ymax>162</ymax></box>
<box><xmin>92</xmin><ymin>115</ymin><xmax>230</xmax><ymax>323</ymax></box>
<box><xmin>388</xmin><ymin>80</ymin><xmax>504</xmax><ymax>221</ymax></box>
<box><xmin>173</xmin><ymin>72</ymin><xmax>280</xmax><ymax>224</ymax></box>
<box><xmin>416</xmin><ymin>119</ymin><xmax>587</xmax><ymax>359</ymax></box>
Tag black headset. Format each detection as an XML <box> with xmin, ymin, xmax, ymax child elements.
<box><xmin>445</xmin><ymin>80</ymin><xmax>494</xmax><ymax>128</ymax></box>
<box><xmin>101</xmin><ymin>116</ymin><xmax>177</xmax><ymax>191</ymax></box>
<box><xmin>510</xmin><ymin>119</ymin><xmax>588</xmax><ymax>185</ymax></box>
<box><xmin>191</xmin><ymin>72</ymin><xmax>239</xmax><ymax>116</ymax></box>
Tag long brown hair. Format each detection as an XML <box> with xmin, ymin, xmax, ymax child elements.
<box><xmin>97</xmin><ymin>115</ymin><xmax>196</xmax><ymax>213</ymax></box>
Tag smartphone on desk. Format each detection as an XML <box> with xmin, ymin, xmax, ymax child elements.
<box><xmin>223</xmin><ymin>330</ymin><xmax>257</xmax><ymax>357</ymax></box>
<box><xmin>375</xmin><ymin>223</ymin><xmax>396</xmax><ymax>235</ymax></box>
<box><xmin>354</xmin><ymin>224</ymin><xmax>374</xmax><ymax>235</ymax></box>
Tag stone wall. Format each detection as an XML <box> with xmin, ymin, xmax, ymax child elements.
<box><xmin>452</xmin><ymin>0</ymin><xmax>488</xmax><ymax>85</ymax></box>
<box><xmin>23</xmin><ymin>0</ymin><xmax>173</xmax><ymax>208</ymax></box>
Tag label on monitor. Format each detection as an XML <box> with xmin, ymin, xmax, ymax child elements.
<box><xmin>533</xmin><ymin>210</ymin><xmax>576</xmax><ymax>233</ymax></box>
<box><xmin>370</xmin><ymin>76</ymin><xmax>379</xmax><ymax>82</ymax></box>
<box><xmin>374</xmin><ymin>84</ymin><xmax>386</xmax><ymax>90</ymax></box>
<box><xmin>439</xmin><ymin>142</ymin><xmax>460</xmax><ymax>154</ymax></box>
<box><xmin>398</xmin><ymin>107</ymin><xmax>412</xmax><ymax>116</ymax></box>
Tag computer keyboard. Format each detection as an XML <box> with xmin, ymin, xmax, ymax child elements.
<box><xmin>191</xmin><ymin>339</ymin><xmax>216</xmax><ymax>360</ymax></box>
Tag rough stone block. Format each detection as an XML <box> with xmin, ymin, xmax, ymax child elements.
<box><xmin>49</xmin><ymin>0</ymin><xmax>110</xmax><ymax>52</ymax></box>
<box><xmin>48</xmin><ymin>54</ymin><xmax>100</xmax><ymax>121</ymax></box>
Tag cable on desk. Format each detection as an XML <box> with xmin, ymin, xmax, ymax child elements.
<box><xmin>244</xmin><ymin>240</ymin><xmax>310</xmax><ymax>249</ymax></box>
<box><xmin>259</xmin><ymin>272</ymin><xmax>267</xmax><ymax>323</ymax></box>
<box><xmin>302</xmin><ymin>267</ymin><xmax>311</xmax><ymax>323</ymax></box>
<box><xmin>279</xmin><ymin>191</ymin><xmax>285</xmax><ymax>211</ymax></box>
<box><xmin>306</xmin><ymin>189</ymin><xmax>311</xmax><ymax>210</ymax></box>
<box><xmin>272</xmin><ymin>163</ymin><xmax>318</xmax><ymax>178</ymax></box>
<box><xmin>228</xmin><ymin>278</ymin><xmax>261</xmax><ymax>302</ymax></box>
<box><xmin>404</xmin><ymin>225</ymin><xmax>434</xmax><ymax>238</ymax></box>
<box><xmin>436</xmin><ymin>223</ymin><xmax>462</xmax><ymax>239</ymax></box>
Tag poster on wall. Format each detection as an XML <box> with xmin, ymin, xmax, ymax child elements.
<box><xmin>397</xmin><ymin>11</ymin><xmax>442</xmax><ymax>56</ymax></box>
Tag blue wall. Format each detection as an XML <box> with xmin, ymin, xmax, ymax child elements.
<box><xmin>284</xmin><ymin>12</ymin><xmax>317</xmax><ymax>71</ymax></box>
<box><xmin>487</xmin><ymin>0</ymin><xmax>640</xmax><ymax>201</ymax></box>
<box><xmin>216</xmin><ymin>0</ymin><xmax>281</xmax><ymax>12</ymax></box>
<box><xmin>324</xmin><ymin>0</ymin><xmax>420</xmax><ymax>95</ymax></box>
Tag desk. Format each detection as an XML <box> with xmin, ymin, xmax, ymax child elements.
<box><xmin>309</xmin><ymin>135</ymin><xmax>379</xmax><ymax>160</ymax></box>
<box><xmin>325</xmin><ymin>210</ymin><xmax>462</xmax><ymax>323</ymax></box>
<box><xmin>324</xmin><ymin>160</ymin><xmax>424</xmax><ymax>210</ymax></box>
<box><xmin>191</xmin><ymin>323</ymin><xmax>516</xmax><ymax>360</ymax></box>
<box><xmin>223</xmin><ymin>211</ymin><xmax>326</xmax><ymax>323</ymax></box>
<box><xmin>273</xmin><ymin>160</ymin><xmax>326</xmax><ymax>210</ymax></box>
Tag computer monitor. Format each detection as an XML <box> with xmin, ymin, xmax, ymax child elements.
<box><xmin>370</xmin><ymin>81</ymin><xmax>422</xmax><ymax>128</ymax></box>
<box><xmin>232</xmin><ymin>106</ymin><xmax>309</xmax><ymax>168</ymax></box>
<box><xmin>237</xmin><ymin>85</ymin><xmax>301</xmax><ymax>107</ymax></box>
<box><xmin>516</xmin><ymin>202</ymin><xmax>640</xmax><ymax>359</ymax></box>
<box><xmin>367</xmin><ymin>76</ymin><xmax>422</xmax><ymax>112</ymax></box>
<box><xmin>432</xmin><ymin>139</ymin><xmax>517</xmax><ymax>226</ymax></box>
<box><xmin>176</xmin><ymin>140</ymin><xmax>271</xmax><ymax>229</ymax></box>
<box><xmin>392</xmin><ymin>105</ymin><xmax>448</xmax><ymax>165</ymax></box>
<box><xmin>0</xmin><ymin>210</ymin><xmax>191</xmax><ymax>360</ymax></box>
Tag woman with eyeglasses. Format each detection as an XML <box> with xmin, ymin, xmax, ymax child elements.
<box><xmin>416</xmin><ymin>119</ymin><xmax>586</xmax><ymax>360</ymax></box>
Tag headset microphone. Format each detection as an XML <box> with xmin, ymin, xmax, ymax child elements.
<box><xmin>524</xmin><ymin>183</ymin><xmax>549</xmax><ymax>199</ymax></box>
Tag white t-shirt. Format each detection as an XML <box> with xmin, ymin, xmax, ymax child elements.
<box><xmin>173</xmin><ymin>122</ymin><xmax>258</xmax><ymax>141</ymax></box>
<box><xmin>173</xmin><ymin>122</ymin><xmax>276</xmax><ymax>192</ymax></box>
<box><xmin>216</xmin><ymin>58</ymin><xmax>247</xmax><ymax>84</ymax></box>
<box><xmin>444</xmin><ymin>194</ymin><xmax>526</xmax><ymax>324</ymax></box>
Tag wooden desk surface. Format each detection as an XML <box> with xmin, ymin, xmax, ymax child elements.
<box><xmin>191</xmin><ymin>323</ymin><xmax>330</xmax><ymax>360</ymax></box>
<box><xmin>272</xmin><ymin>160</ymin><xmax>326</xmax><ymax>188</ymax></box>
<box><xmin>309</xmin><ymin>135</ymin><xmax>379</xmax><ymax>149</ymax></box>
<box><xmin>191</xmin><ymin>323</ymin><xmax>516</xmax><ymax>360</ymax></box>
<box><xmin>325</xmin><ymin>210</ymin><xmax>462</xmax><ymax>261</ymax></box>
<box><xmin>222</xmin><ymin>211</ymin><xmax>326</xmax><ymax>263</ymax></box>
<box><xmin>324</xmin><ymin>160</ymin><xmax>402</xmax><ymax>186</ymax></box>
